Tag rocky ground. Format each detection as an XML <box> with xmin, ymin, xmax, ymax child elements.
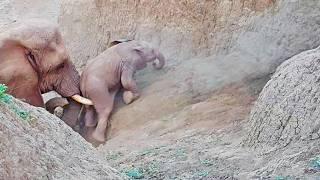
<box><xmin>0</xmin><ymin>85</ymin><xmax>122</xmax><ymax>179</ymax></box>
<box><xmin>100</xmin><ymin>78</ymin><xmax>320</xmax><ymax>179</ymax></box>
<box><xmin>101</xmin><ymin>83</ymin><xmax>259</xmax><ymax>179</ymax></box>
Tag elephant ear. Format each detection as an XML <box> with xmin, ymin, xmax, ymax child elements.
<box><xmin>133</xmin><ymin>44</ymin><xmax>144</xmax><ymax>52</ymax></box>
<box><xmin>133</xmin><ymin>41</ymin><xmax>152</xmax><ymax>51</ymax></box>
<box><xmin>108</xmin><ymin>39</ymin><xmax>133</xmax><ymax>48</ymax></box>
<box><xmin>0</xmin><ymin>36</ymin><xmax>39</xmax><ymax>72</ymax></box>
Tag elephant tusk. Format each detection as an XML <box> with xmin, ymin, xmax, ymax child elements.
<box><xmin>71</xmin><ymin>94</ymin><xmax>93</xmax><ymax>105</ymax></box>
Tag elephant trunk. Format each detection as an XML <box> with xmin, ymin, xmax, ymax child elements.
<box><xmin>45</xmin><ymin>97</ymin><xmax>82</xmax><ymax>128</ymax></box>
<box><xmin>55</xmin><ymin>63</ymin><xmax>81</xmax><ymax>98</ymax></box>
<box><xmin>45</xmin><ymin>97</ymin><xmax>69</xmax><ymax>114</ymax></box>
<box><xmin>153</xmin><ymin>49</ymin><xmax>165</xmax><ymax>70</ymax></box>
<box><xmin>52</xmin><ymin>63</ymin><xmax>93</xmax><ymax>105</ymax></box>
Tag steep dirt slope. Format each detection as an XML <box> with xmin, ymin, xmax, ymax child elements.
<box><xmin>60</xmin><ymin>0</ymin><xmax>277</xmax><ymax>67</ymax></box>
<box><xmin>0</xmin><ymin>92</ymin><xmax>123</xmax><ymax>179</ymax></box>
<box><xmin>0</xmin><ymin>0</ymin><xmax>59</xmax><ymax>28</ymax></box>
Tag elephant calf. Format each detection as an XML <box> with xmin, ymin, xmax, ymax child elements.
<box><xmin>81</xmin><ymin>40</ymin><xmax>165</xmax><ymax>142</ymax></box>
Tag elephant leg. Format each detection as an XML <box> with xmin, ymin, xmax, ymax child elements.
<box><xmin>91</xmin><ymin>90</ymin><xmax>117</xmax><ymax>142</ymax></box>
<box><xmin>84</xmin><ymin>105</ymin><xmax>96</xmax><ymax>127</ymax></box>
<box><xmin>81</xmin><ymin>126</ymin><xmax>96</xmax><ymax>144</ymax></box>
<box><xmin>22</xmin><ymin>88</ymin><xmax>44</xmax><ymax>107</ymax></box>
<box><xmin>28</xmin><ymin>93</ymin><xmax>44</xmax><ymax>107</ymax></box>
<box><xmin>62</xmin><ymin>99</ymin><xmax>82</xmax><ymax>128</ymax></box>
<box><xmin>121</xmin><ymin>69</ymin><xmax>140</xmax><ymax>104</ymax></box>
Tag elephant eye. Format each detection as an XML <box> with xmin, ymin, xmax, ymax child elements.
<box><xmin>26</xmin><ymin>52</ymin><xmax>37</xmax><ymax>69</ymax></box>
<box><xmin>56</xmin><ymin>62</ymin><xmax>65</xmax><ymax>70</ymax></box>
<box><xmin>27</xmin><ymin>52</ymin><xmax>35</xmax><ymax>62</ymax></box>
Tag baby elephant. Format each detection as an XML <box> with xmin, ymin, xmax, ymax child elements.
<box><xmin>81</xmin><ymin>40</ymin><xmax>165</xmax><ymax>142</ymax></box>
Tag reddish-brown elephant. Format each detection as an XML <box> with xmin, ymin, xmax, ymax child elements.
<box><xmin>0</xmin><ymin>19</ymin><xmax>92</xmax><ymax>107</ymax></box>
<box><xmin>46</xmin><ymin>40</ymin><xmax>165</xmax><ymax>143</ymax></box>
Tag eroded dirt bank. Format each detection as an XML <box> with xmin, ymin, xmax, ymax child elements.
<box><xmin>0</xmin><ymin>91</ymin><xmax>122</xmax><ymax>179</ymax></box>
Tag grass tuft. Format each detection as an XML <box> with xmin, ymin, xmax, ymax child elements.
<box><xmin>310</xmin><ymin>156</ymin><xmax>320</xmax><ymax>170</ymax></box>
<box><xmin>0</xmin><ymin>84</ymin><xmax>33</xmax><ymax>121</ymax></box>
<box><xmin>126</xmin><ymin>168</ymin><xmax>144</xmax><ymax>179</ymax></box>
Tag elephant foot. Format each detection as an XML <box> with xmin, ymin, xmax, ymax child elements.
<box><xmin>123</xmin><ymin>91</ymin><xmax>134</xmax><ymax>104</ymax></box>
<box><xmin>92</xmin><ymin>129</ymin><xmax>106</xmax><ymax>142</ymax></box>
<box><xmin>80</xmin><ymin>127</ymin><xmax>103</xmax><ymax>146</ymax></box>
<box><xmin>85</xmin><ymin>117</ymin><xmax>97</xmax><ymax>127</ymax></box>
<box><xmin>123</xmin><ymin>91</ymin><xmax>139</xmax><ymax>104</ymax></box>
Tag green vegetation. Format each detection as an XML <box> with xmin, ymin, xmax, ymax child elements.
<box><xmin>194</xmin><ymin>171</ymin><xmax>209</xmax><ymax>178</ymax></box>
<box><xmin>0</xmin><ymin>84</ymin><xmax>12</xmax><ymax>103</ymax></box>
<box><xmin>123</xmin><ymin>161</ymin><xmax>161</xmax><ymax>180</ymax></box>
<box><xmin>310</xmin><ymin>156</ymin><xmax>320</xmax><ymax>170</ymax></box>
<box><xmin>144</xmin><ymin>162</ymin><xmax>160</xmax><ymax>175</ymax></box>
<box><xmin>200</xmin><ymin>159</ymin><xmax>214</xmax><ymax>167</ymax></box>
<box><xmin>173</xmin><ymin>147</ymin><xmax>188</xmax><ymax>161</ymax></box>
<box><xmin>125</xmin><ymin>168</ymin><xmax>144</xmax><ymax>179</ymax></box>
<box><xmin>275</xmin><ymin>176</ymin><xmax>289</xmax><ymax>180</ymax></box>
<box><xmin>0</xmin><ymin>84</ymin><xmax>32</xmax><ymax>121</ymax></box>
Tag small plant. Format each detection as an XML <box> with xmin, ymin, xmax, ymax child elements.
<box><xmin>145</xmin><ymin>161</ymin><xmax>160</xmax><ymax>176</ymax></box>
<box><xmin>0</xmin><ymin>84</ymin><xmax>7</xmax><ymax>94</ymax></box>
<box><xmin>196</xmin><ymin>171</ymin><xmax>209</xmax><ymax>178</ymax></box>
<box><xmin>124</xmin><ymin>162</ymin><xmax>160</xmax><ymax>180</ymax></box>
<box><xmin>13</xmin><ymin>108</ymin><xmax>30</xmax><ymax>120</ymax></box>
<box><xmin>173</xmin><ymin>147</ymin><xmax>188</xmax><ymax>160</ymax></box>
<box><xmin>310</xmin><ymin>156</ymin><xmax>320</xmax><ymax>170</ymax></box>
<box><xmin>126</xmin><ymin>168</ymin><xmax>144</xmax><ymax>179</ymax></box>
<box><xmin>200</xmin><ymin>159</ymin><xmax>214</xmax><ymax>167</ymax></box>
<box><xmin>275</xmin><ymin>176</ymin><xmax>289</xmax><ymax>180</ymax></box>
<box><xmin>0</xmin><ymin>84</ymin><xmax>32</xmax><ymax>121</ymax></box>
<box><xmin>0</xmin><ymin>84</ymin><xmax>12</xmax><ymax>103</ymax></box>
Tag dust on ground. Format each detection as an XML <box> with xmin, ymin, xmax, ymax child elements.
<box><xmin>99</xmin><ymin>83</ymin><xmax>259</xmax><ymax>179</ymax></box>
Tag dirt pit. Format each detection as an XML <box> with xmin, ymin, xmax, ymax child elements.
<box><xmin>98</xmin><ymin>82</ymin><xmax>260</xmax><ymax>179</ymax></box>
<box><xmin>98</xmin><ymin>77</ymin><xmax>320</xmax><ymax>179</ymax></box>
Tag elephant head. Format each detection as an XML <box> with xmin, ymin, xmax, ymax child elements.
<box><xmin>109</xmin><ymin>39</ymin><xmax>165</xmax><ymax>70</ymax></box>
<box><xmin>0</xmin><ymin>19</ymin><xmax>92</xmax><ymax>106</ymax></box>
<box><xmin>131</xmin><ymin>41</ymin><xmax>165</xmax><ymax>70</ymax></box>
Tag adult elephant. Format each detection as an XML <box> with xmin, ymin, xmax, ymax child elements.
<box><xmin>0</xmin><ymin>19</ymin><xmax>92</xmax><ymax>107</ymax></box>
<box><xmin>46</xmin><ymin>40</ymin><xmax>165</xmax><ymax>142</ymax></box>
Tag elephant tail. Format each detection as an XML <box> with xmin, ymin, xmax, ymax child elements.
<box><xmin>45</xmin><ymin>97</ymin><xmax>69</xmax><ymax>114</ymax></box>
